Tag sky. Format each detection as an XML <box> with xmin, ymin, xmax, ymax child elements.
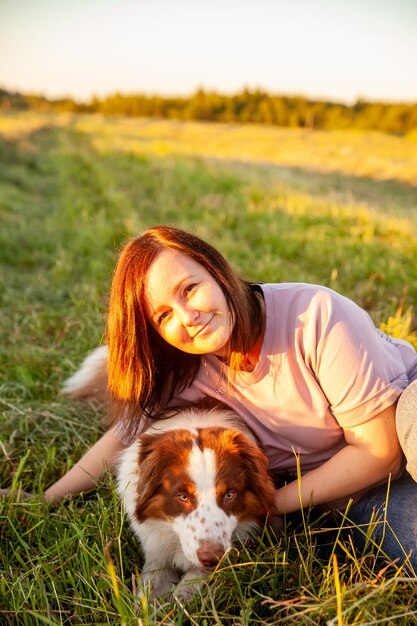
<box><xmin>1</xmin><ymin>0</ymin><xmax>416</xmax><ymax>104</ymax></box>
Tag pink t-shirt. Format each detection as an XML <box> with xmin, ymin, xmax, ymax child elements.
<box><xmin>179</xmin><ymin>283</ymin><xmax>417</xmax><ymax>475</ymax></box>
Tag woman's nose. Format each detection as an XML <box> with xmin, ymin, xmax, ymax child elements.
<box><xmin>177</xmin><ymin>304</ymin><xmax>199</xmax><ymax>326</ymax></box>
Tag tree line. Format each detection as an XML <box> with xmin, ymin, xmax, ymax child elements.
<box><xmin>1</xmin><ymin>87</ymin><xmax>416</xmax><ymax>134</ymax></box>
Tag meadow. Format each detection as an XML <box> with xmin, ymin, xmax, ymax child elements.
<box><xmin>1</xmin><ymin>110</ymin><xmax>417</xmax><ymax>625</ymax></box>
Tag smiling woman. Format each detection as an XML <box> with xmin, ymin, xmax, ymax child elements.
<box><xmin>105</xmin><ymin>225</ymin><xmax>264</xmax><ymax>429</ymax></box>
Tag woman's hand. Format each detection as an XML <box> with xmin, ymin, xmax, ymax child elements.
<box><xmin>1</xmin><ymin>427</ymin><xmax>128</xmax><ymax>505</ymax></box>
<box><xmin>0</xmin><ymin>488</ymin><xmax>34</xmax><ymax>500</ymax></box>
<box><xmin>274</xmin><ymin>403</ymin><xmax>403</xmax><ymax>514</ymax></box>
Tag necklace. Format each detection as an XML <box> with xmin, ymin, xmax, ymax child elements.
<box><xmin>203</xmin><ymin>357</ymin><xmax>225</xmax><ymax>395</ymax></box>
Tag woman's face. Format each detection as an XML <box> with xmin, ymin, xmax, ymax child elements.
<box><xmin>144</xmin><ymin>249</ymin><xmax>233</xmax><ymax>356</ymax></box>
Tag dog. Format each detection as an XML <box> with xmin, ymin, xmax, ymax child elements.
<box><xmin>63</xmin><ymin>348</ymin><xmax>279</xmax><ymax>601</ymax></box>
<box><xmin>116</xmin><ymin>405</ymin><xmax>278</xmax><ymax>601</ymax></box>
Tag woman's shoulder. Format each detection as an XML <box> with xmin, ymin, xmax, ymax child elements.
<box><xmin>259</xmin><ymin>282</ymin><xmax>370</xmax><ymax>336</ymax></box>
<box><xmin>260</xmin><ymin>282</ymin><xmax>348</xmax><ymax>311</ymax></box>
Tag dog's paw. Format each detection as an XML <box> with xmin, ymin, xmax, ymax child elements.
<box><xmin>173</xmin><ymin>582</ymin><xmax>201</xmax><ymax>604</ymax></box>
<box><xmin>141</xmin><ymin>567</ymin><xmax>180</xmax><ymax>601</ymax></box>
<box><xmin>173</xmin><ymin>569</ymin><xmax>209</xmax><ymax>604</ymax></box>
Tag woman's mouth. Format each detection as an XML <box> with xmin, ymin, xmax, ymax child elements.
<box><xmin>192</xmin><ymin>316</ymin><xmax>213</xmax><ymax>338</ymax></box>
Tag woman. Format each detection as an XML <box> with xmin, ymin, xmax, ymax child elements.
<box><xmin>44</xmin><ymin>225</ymin><xmax>417</xmax><ymax>567</ymax></box>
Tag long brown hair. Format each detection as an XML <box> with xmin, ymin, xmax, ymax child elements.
<box><xmin>106</xmin><ymin>225</ymin><xmax>263</xmax><ymax>434</ymax></box>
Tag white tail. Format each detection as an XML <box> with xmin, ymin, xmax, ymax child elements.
<box><xmin>62</xmin><ymin>345</ymin><xmax>108</xmax><ymax>400</ymax></box>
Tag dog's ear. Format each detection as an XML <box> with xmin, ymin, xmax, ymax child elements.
<box><xmin>134</xmin><ymin>433</ymin><xmax>162</xmax><ymax>522</ymax></box>
<box><xmin>234</xmin><ymin>435</ymin><xmax>278</xmax><ymax>516</ymax></box>
<box><xmin>134</xmin><ymin>428</ymin><xmax>195</xmax><ymax>522</ymax></box>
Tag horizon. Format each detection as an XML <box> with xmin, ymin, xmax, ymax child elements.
<box><xmin>1</xmin><ymin>0</ymin><xmax>417</xmax><ymax>105</ymax></box>
<box><xmin>2</xmin><ymin>84</ymin><xmax>415</xmax><ymax>108</ymax></box>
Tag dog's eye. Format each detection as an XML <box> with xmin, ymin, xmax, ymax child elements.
<box><xmin>224</xmin><ymin>490</ymin><xmax>236</xmax><ymax>502</ymax></box>
<box><xmin>176</xmin><ymin>493</ymin><xmax>189</xmax><ymax>503</ymax></box>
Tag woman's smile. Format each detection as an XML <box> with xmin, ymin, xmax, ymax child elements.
<box><xmin>191</xmin><ymin>316</ymin><xmax>213</xmax><ymax>338</ymax></box>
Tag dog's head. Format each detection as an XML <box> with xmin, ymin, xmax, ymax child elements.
<box><xmin>134</xmin><ymin>426</ymin><xmax>277</xmax><ymax>570</ymax></box>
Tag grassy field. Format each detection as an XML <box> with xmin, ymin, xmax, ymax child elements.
<box><xmin>1</xmin><ymin>111</ymin><xmax>417</xmax><ymax>625</ymax></box>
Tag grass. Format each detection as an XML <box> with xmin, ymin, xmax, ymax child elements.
<box><xmin>1</xmin><ymin>111</ymin><xmax>417</xmax><ymax>624</ymax></box>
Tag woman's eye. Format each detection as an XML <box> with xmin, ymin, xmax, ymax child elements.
<box><xmin>224</xmin><ymin>490</ymin><xmax>236</xmax><ymax>502</ymax></box>
<box><xmin>184</xmin><ymin>283</ymin><xmax>197</xmax><ymax>296</ymax></box>
<box><xmin>158</xmin><ymin>310</ymin><xmax>171</xmax><ymax>325</ymax></box>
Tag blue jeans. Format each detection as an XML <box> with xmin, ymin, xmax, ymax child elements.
<box><xmin>343</xmin><ymin>471</ymin><xmax>417</xmax><ymax>572</ymax></box>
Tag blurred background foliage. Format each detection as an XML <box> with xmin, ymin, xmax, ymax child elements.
<box><xmin>1</xmin><ymin>86</ymin><xmax>416</xmax><ymax>134</ymax></box>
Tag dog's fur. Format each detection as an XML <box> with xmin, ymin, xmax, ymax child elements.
<box><xmin>63</xmin><ymin>348</ymin><xmax>278</xmax><ymax>600</ymax></box>
<box><xmin>62</xmin><ymin>345</ymin><xmax>109</xmax><ymax>400</ymax></box>
<box><xmin>117</xmin><ymin>407</ymin><xmax>277</xmax><ymax>599</ymax></box>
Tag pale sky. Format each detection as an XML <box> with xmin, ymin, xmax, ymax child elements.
<box><xmin>1</xmin><ymin>0</ymin><xmax>416</xmax><ymax>103</ymax></box>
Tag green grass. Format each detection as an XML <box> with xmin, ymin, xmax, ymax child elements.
<box><xmin>1</xmin><ymin>112</ymin><xmax>417</xmax><ymax>624</ymax></box>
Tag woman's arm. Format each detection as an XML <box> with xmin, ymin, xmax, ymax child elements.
<box><xmin>274</xmin><ymin>404</ymin><xmax>404</xmax><ymax>514</ymax></box>
<box><xmin>43</xmin><ymin>427</ymin><xmax>127</xmax><ymax>503</ymax></box>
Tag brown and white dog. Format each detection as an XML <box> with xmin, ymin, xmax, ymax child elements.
<box><xmin>117</xmin><ymin>406</ymin><xmax>278</xmax><ymax>600</ymax></box>
<box><xmin>63</xmin><ymin>348</ymin><xmax>278</xmax><ymax>600</ymax></box>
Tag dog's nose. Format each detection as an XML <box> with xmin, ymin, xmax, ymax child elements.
<box><xmin>197</xmin><ymin>542</ymin><xmax>225</xmax><ymax>569</ymax></box>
